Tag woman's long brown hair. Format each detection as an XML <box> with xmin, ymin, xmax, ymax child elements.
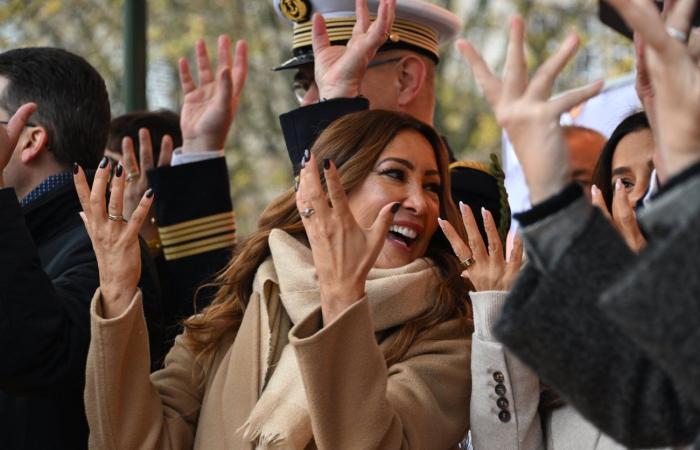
<box><xmin>183</xmin><ymin>110</ymin><xmax>471</xmax><ymax>369</ymax></box>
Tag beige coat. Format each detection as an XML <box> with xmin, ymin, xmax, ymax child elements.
<box><xmin>468</xmin><ymin>291</ymin><xmax>689</xmax><ymax>450</ymax></box>
<box><xmin>85</xmin><ymin>229</ymin><xmax>470</xmax><ymax>449</ymax></box>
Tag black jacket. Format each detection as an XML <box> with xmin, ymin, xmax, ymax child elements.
<box><xmin>0</xmin><ymin>182</ymin><xmax>162</xmax><ymax>450</ymax></box>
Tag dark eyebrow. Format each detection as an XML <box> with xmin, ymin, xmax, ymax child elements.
<box><xmin>376</xmin><ymin>157</ymin><xmax>440</xmax><ymax>177</ymax></box>
<box><xmin>611</xmin><ymin>166</ymin><xmax>632</xmax><ymax>176</ymax></box>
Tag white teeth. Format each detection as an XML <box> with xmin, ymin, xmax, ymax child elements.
<box><xmin>389</xmin><ymin>225</ymin><xmax>418</xmax><ymax>240</ymax></box>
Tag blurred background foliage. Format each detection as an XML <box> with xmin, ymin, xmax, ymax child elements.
<box><xmin>0</xmin><ymin>0</ymin><xmax>632</xmax><ymax>236</ymax></box>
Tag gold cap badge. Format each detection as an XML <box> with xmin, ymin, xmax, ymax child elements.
<box><xmin>279</xmin><ymin>0</ymin><xmax>311</xmax><ymax>23</ymax></box>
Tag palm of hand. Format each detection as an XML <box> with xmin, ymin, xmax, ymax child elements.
<box><xmin>181</xmin><ymin>82</ymin><xmax>233</xmax><ymax>150</ymax></box>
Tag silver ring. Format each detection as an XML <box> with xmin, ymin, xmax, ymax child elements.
<box><xmin>126</xmin><ymin>172</ymin><xmax>139</xmax><ymax>183</ymax></box>
<box><xmin>300</xmin><ymin>207</ymin><xmax>316</xmax><ymax>218</ymax></box>
<box><xmin>460</xmin><ymin>256</ymin><xmax>476</xmax><ymax>269</ymax></box>
<box><xmin>107</xmin><ymin>214</ymin><xmax>127</xmax><ymax>223</ymax></box>
<box><xmin>666</xmin><ymin>26</ymin><xmax>689</xmax><ymax>43</ymax></box>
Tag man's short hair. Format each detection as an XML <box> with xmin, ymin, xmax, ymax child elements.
<box><xmin>107</xmin><ymin>110</ymin><xmax>183</xmax><ymax>164</ymax></box>
<box><xmin>0</xmin><ymin>47</ymin><xmax>110</xmax><ymax>168</ymax></box>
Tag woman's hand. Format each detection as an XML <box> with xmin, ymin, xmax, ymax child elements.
<box><xmin>179</xmin><ymin>35</ymin><xmax>248</xmax><ymax>153</ymax></box>
<box><xmin>0</xmin><ymin>103</ymin><xmax>37</xmax><ymax>188</ymax></box>
<box><xmin>439</xmin><ymin>203</ymin><xmax>523</xmax><ymax>292</ymax></box>
<box><xmin>312</xmin><ymin>0</ymin><xmax>396</xmax><ymax>99</ymax></box>
<box><xmin>591</xmin><ymin>182</ymin><xmax>647</xmax><ymax>253</ymax></box>
<box><xmin>456</xmin><ymin>17</ymin><xmax>603</xmax><ymax>205</ymax></box>
<box><xmin>607</xmin><ymin>0</ymin><xmax>700</xmax><ymax>177</ymax></box>
<box><xmin>74</xmin><ymin>158</ymin><xmax>154</xmax><ymax>318</ymax></box>
<box><xmin>121</xmin><ymin>128</ymin><xmax>173</xmax><ymax>221</ymax></box>
<box><xmin>296</xmin><ymin>153</ymin><xmax>398</xmax><ymax>325</ymax></box>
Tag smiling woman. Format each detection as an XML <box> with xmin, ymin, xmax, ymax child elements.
<box><xmin>82</xmin><ymin>109</ymin><xmax>472</xmax><ymax>449</ymax></box>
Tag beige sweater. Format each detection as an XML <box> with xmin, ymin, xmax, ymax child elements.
<box><xmin>85</xmin><ymin>229</ymin><xmax>470</xmax><ymax>449</ymax></box>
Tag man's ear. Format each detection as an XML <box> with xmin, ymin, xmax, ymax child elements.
<box><xmin>19</xmin><ymin>126</ymin><xmax>49</xmax><ymax>164</ymax></box>
<box><xmin>396</xmin><ymin>55</ymin><xmax>428</xmax><ymax>107</ymax></box>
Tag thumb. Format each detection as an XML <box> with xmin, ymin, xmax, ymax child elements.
<box><xmin>368</xmin><ymin>202</ymin><xmax>400</xmax><ymax>250</ymax></box>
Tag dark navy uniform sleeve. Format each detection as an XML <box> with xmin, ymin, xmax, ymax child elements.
<box><xmin>147</xmin><ymin>156</ymin><xmax>235</xmax><ymax>327</ymax></box>
<box><xmin>279</xmin><ymin>97</ymin><xmax>369</xmax><ymax>175</ymax></box>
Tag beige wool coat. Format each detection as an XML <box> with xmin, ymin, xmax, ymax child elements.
<box><xmin>84</xmin><ymin>229</ymin><xmax>471</xmax><ymax>450</ymax></box>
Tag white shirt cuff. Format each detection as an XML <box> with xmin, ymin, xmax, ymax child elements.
<box><xmin>171</xmin><ymin>148</ymin><xmax>224</xmax><ymax>166</ymax></box>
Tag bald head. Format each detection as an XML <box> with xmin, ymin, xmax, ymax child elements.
<box><xmin>564</xmin><ymin>125</ymin><xmax>606</xmax><ymax>197</ymax></box>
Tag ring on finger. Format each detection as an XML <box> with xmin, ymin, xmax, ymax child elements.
<box><xmin>667</xmin><ymin>26</ymin><xmax>689</xmax><ymax>43</ymax></box>
<box><xmin>126</xmin><ymin>171</ymin><xmax>140</xmax><ymax>183</ymax></box>
<box><xmin>108</xmin><ymin>214</ymin><xmax>127</xmax><ymax>223</ymax></box>
<box><xmin>300</xmin><ymin>207</ymin><xmax>316</xmax><ymax>218</ymax></box>
<box><xmin>460</xmin><ymin>256</ymin><xmax>476</xmax><ymax>269</ymax></box>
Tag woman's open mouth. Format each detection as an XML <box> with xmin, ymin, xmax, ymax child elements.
<box><xmin>388</xmin><ymin>224</ymin><xmax>419</xmax><ymax>249</ymax></box>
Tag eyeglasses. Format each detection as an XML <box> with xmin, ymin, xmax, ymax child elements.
<box><xmin>293</xmin><ymin>57</ymin><xmax>403</xmax><ymax>104</ymax></box>
<box><xmin>0</xmin><ymin>119</ymin><xmax>37</xmax><ymax>127</ymax></box>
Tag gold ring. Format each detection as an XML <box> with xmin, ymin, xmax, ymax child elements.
<box><xmin>108</xmin><ymin>214</ymin><xmax>127</xmax><ymax>223</ymax></box>
<box><xmin>126</xmin><ymin>172</ymin><xmax>139</xmax><ymax>183</ymax></box>
<box><xmin>460</xmin><ymin>256</ymin><xmax>476</xmax><ymax>269</ymax></box>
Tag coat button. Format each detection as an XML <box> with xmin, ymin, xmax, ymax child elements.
<box><xmin>493</xmin><ymin>371</ymin><xmax>505</xmax><ymax>383</ymax></box>
<box><xmin>498</xmin><ymin>410</ymin><xmax>511</xmax><ymax>423</ymax></box>
<box><xmin>495</xmin><ymin>384</ymin><xmax>507</xmax><ymax>396</ymax></box>
<box><xmin>496</xmin><ymin>397</ymin><xmax>509</xmax><ymax>409</ymax></box>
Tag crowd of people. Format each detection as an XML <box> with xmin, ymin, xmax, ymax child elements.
<box><xmin>0</xmin><ymin>0</ymin><xmax>699</xmax><ymax>448</ymax></box>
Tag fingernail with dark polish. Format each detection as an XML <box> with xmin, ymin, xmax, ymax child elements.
<box><xmin>115</xmin><ymin>164</ymin><xmax>123</xmax><ymax>178</ymax></box>
<box><xmin>391</xmin><ymin>203</ymin><xmax>401</xmax><ymax>214</ymax></box>
<box><xmin>99</xmin><ymin>156</ymin><xmax>108</xmax><ymax>169</ymax></box>
<box><xmin>72</xmin><ymin>163</ymin><xmax>79</xmax><ymax>175</ymax></box>
<box><xmin>145</xmin><ymin>188</ymin><xmax>154</xmax><ymax>198</ymax></box>
<box><xmin>323</xmin><ymin>158</ymin><xmax>331</xmax><ymax>170</ymax></box>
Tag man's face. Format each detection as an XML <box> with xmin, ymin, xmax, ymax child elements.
<box><xmin>566</xmin><ymin>130</ymin><xmax>606</xmax><ymax>198</ymax></box>
<box><xmin>292</xmin><ymin>53</ymin><xmax>405</xmax><ymax>108</ymax></box>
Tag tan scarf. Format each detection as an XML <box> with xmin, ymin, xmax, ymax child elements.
<box><xmin>237</xmin><ymin>229</ymin><xmax>440</xmax><ymax>449</ymax></box>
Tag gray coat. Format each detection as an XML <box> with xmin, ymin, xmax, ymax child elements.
<box><xmin>492</xmin><ymin>169</ymin><xmax>700</xmax><ymax>448</ymax></box>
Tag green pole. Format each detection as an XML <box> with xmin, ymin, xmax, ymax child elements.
<box><xmin>124</xmin><ymin>0</ymin><xmax>147</xmax><ymax>112</ymax></box>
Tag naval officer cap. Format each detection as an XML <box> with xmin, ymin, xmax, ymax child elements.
<box><xmin>272</xmin><ymin>0</ymin><xmax>462</xmax><ymax>71</ymax></box>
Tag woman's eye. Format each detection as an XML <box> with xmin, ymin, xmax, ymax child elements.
<box><xmin>425</xmin><ymin>183</ymin><xmax>441</xmax><ymax>193</ymax></box>
<box><xmin>380</xmin><ymin>168</ymin><xmax>405</xmax><ymax>181</ymax></box>
<box><xmin>612</xmin><ymin>177</ymin><xmax>635</xmax><ymax>191</ymax></box>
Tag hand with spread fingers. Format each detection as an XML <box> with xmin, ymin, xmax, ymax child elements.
<box><xmin>73</xmin><ymin>157</ymin><xmax>155</xmax><ymax>318</ymax></box>
<box><xmin>607</xmin><ymin>0</ymin><xmax>700</xmax><ymax>177</ymax></box>
<box><xmin>0</xmin><ymin>103</ymin><xmax>37</xmax><ymax>188</ymax></box>
<box><xmin>121</xmin><ymin>128</ymin><xmax>173</xmax><ymax>222</ymax></box>
<box><xmin>456</xmin><ymin>17</ymin><xmax>604</xmax><ymax>205</ymax></box>
<box><xmin>439</xmin><ymin>202</ymin><xmax>523</xmax><ymax>292</ymax></box>
<box><xmin>312</xmin><ymin>0</ymin><xmax>396</xmax><ymax>100</ymax></box>
<box><xmin>179</xmin><ymin>35</ymin><xmax>248</xmax><ymax>154</ymax></box>
<box><xmin>591</xmin><ymin>182</ymin><xmax>647</xmax><ymax>253</ymax></box>
<box><xmin>296</xmin><ymin>152</ymin><xmax>399</xmax><ymax>325</ymax></box>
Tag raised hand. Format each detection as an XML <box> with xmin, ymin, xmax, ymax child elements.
<box><xmin>439</xmin><ymin>203</ymin><xmax>523</xmax><ymax>292</ymax></box>
<box><xmin>121</xmin><ymin>128</ymin><xmax>173</xmax><ymax>221</ymax></box>
<box><xmin>456</xmin><ymin>17</ymin><xmax>603</xmax><ymax>204</ymax></box>
<box><xmin>607</xmin><ymin>0</ymin><xmax>700</xmax><ymax>177</ymax></box>
<box><xmin>179</xmin><ymin>35</ymin><xmax>248</xmax><ymax>153</ymax></box>
<box><xmin>591</xmin><ymin>182</ymin><xmax>647</xmax><ymax>253</ymax></box>
<box><xmin>74</xmin><ymin>158</ymin><xmax>154</xmax><ymax>318</ymax></box>
<box><xmin>0</xmin><ymin>103</ymin><xmax>37</xmax><ymax>188</ymax></box>
<box><xmin>312</xmin><ymin>0</ymin><xmax>396</xmax><ymax>99</ymax></box>
<box><xmin>296</xmin><ymin>153</ymin><xmax>399</xmax><ymax>325</ymax></box>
